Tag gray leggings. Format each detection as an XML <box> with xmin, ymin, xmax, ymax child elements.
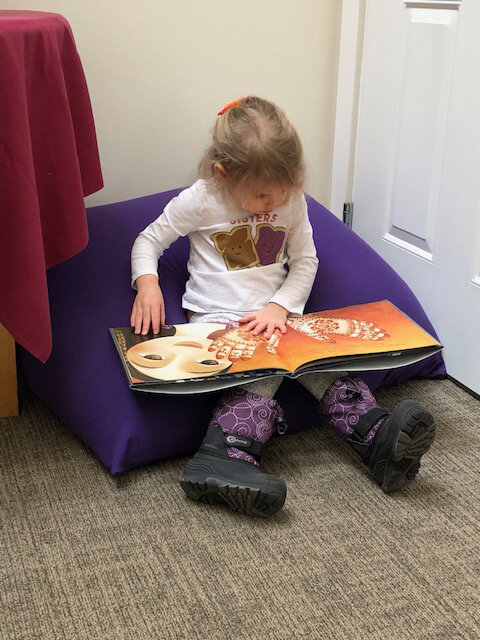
<box><xmin>189</xmin><ymin>311</ymin><xmax>345</xmax><ymax>400</ymax></box>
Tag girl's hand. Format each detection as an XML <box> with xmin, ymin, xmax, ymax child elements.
<box><xmin>239</xmin><ymin>302</ymin><xmax>288</xmax><ymax>339</ymax></box>
<box><xmin>130</xmin><ymin>274</ymin><xmax>165</xmax><ymax>335</ymax></box>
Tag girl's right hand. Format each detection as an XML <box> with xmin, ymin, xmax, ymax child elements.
<box><xmin>130</xmin><ymin>274</ymin><xmax>166</xmax><ymax>335</ymax></box>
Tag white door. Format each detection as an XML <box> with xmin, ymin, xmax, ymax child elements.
<box><xmin>350</xmin><ymin>0</ymin><xmax>480</xmax><ymax>395</ymax></box>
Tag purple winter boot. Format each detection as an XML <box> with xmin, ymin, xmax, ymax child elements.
<box><xmin>180</xmin><ymin>388</ymin><xmax>288</xmax><ymax>516</ymax></box>
<box><xmin>319</xmin><ymin>375</ymin><xmax>436</xmax><ymax>492</ymax></box>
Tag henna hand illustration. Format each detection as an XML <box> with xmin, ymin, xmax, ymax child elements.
<box><xmin>286</xmin><ymin>316</ymin><xmax>388</xmax><ymax>341</ymax></box>
<box><xmin>208</xmin><ymin>326</ymin><xmax>280</xmax><ymax>361</ymax></box>
<box><xmin>207</xmin><ymin>315</ymin><xmax>388</xmax><ymax>362</ymax></box>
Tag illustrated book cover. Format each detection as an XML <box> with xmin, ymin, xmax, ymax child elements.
<box><xmin>110</xmin><ymin>300</ymin><xmax>442</xmax><ymax>394</ymax></box>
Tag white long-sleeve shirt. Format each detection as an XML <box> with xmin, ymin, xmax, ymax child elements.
<box><xmin>131</xmin><ymin>180</ymin><xmax>318</xmax><ymax>316</ymax></box>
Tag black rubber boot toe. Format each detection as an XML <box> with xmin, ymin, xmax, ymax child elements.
<box><xmin>365</xmin><ymin>400</ymin><xmax>436</xmax><ymax>493</ymax></box>
<box><xmin>180</xmin><ymin>453</ymin><xmax>286</xmax><ymax>517</ymax></box>
<box><xmin>180</xmin><ymin>425</ymin><xmax>286</xmax><ymax>517</ymax></box>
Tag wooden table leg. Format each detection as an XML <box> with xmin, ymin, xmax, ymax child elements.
<box><xmin>0</xmin><ymin>323</ymin><xmax>19</xmax><ymax>417</ymax></box>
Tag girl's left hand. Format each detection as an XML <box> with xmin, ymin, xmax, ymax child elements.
<box><xmin>239</xmin><ymin>302</ymin><xmax>289</xmax><ymax>339</ymax></box>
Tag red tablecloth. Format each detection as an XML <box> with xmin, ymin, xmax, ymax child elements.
<box><xmin>0</xmin><ymin>11</ymin><xmax>103</xmax><ymax>362</ymax></box>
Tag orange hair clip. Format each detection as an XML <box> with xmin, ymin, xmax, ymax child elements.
<box><xmin>217</xmin><ymin>98</ymin><xmax>243</xmax><ymax>116</ymax></box>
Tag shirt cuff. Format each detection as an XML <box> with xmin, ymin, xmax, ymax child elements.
<box><xmin>268</xmin><ymin>294</ymin><xmax>305</xmax><ymax>316</ymax></box>
<box><xmin>131</xmin><ymin>270</ymin><xmax>159</xmax><ymax>290</ymax></box>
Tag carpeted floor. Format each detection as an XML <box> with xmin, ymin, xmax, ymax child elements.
<box><xmin>1</xmin><ymin>378</ymin><xmax>479</xmax><ymax>640</ymax></box>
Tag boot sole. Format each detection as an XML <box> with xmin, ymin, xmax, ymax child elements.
<box><xmin>369</xmin><ymin>400</ymin><xmax>436</xmax><ymax>493</ymax></box>
<box><xmin>180</xmin><ymin>457</ymin><xmax>286</xmax><ymax>517</ymax></box>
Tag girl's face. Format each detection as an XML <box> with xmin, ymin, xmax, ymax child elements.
<box><xmin>228</xmin><ymin>178</ymin><xmax>290</xmax><ymax>215</ymax></box>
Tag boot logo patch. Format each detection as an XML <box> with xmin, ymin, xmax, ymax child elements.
<box><xmin>225</xmin><ymin>435</ymin><xmax>249</xmax><ymax>446</ymax></box>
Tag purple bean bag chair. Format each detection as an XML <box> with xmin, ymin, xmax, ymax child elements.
<box><xmin>17</xmin><ymin>189</ymin><xmax>446</xmax><ymax>473</ymax></box>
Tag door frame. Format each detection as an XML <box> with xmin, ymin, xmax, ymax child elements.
<box><xmin>329</xmin><ymin>0</ymin><xmax>364</xmax><ymax>219</ymax></box>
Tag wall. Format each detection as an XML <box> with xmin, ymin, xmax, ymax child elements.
<box><xmin>3</xmin><ymin>1</ymin><xmax>342</xmax><ymax>206</ymax></box>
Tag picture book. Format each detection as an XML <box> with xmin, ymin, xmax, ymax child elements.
<box><xmin>110</xmin><ymin>300</ymin><xmax>442</xmax><ymax>394</ymax></box>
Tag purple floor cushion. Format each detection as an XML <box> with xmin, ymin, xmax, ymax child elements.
<box><xmin>17</xmin><ymin>189</ymin><xmax>446</xmax><ymax>473</ymax></box>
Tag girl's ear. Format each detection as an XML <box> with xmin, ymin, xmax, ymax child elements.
<box><xmin>213</xmin><ymin>162</ymin><xmax>228</xmax><ymax>181</ymax></box>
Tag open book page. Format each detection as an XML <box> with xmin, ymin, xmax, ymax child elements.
<box><xmin>110</xmin><ymin>300</ymin><xmax>441</xmax><ymax>391</ymax></box>
<box><xmin>112</xmin><ymin>322</ymin><xmax>289</xmax><ymax>386</ymax></box>
<box><xmin>277</xmin><ymin>300</ymin><xmax>440</xmax><ymax>373</ymax></box>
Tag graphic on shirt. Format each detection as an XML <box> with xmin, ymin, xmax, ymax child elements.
<box><xmin>211</xmin><ymin>226</ymin><xmax>259</xmax><ymax>270</ymax></box>
<box><xmin>254</xmin><ymin>224</ymin><xmax>286</xmax><ymax>265</ymax></box>
<box><xmin>211</xmin><ymin>224</ymin><xmax>286</xmax><ymax>270</ymax></box>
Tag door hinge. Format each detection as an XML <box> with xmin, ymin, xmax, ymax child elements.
<box><xmin>343</xmin><ymin>202</ymin><xmax>354</xmax><ymax>228</ymax></box>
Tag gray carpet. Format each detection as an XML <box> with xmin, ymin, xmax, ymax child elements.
<box><xmin>1</xmin><ymin>379</ymin><xmax>479</xmax><ymax>640</ymax></box>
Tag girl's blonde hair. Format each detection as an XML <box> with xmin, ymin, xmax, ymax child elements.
<box><xmin>198</xmin><ymin>96</ymin><xmax>305</xmax><ymax>189</ymax></box>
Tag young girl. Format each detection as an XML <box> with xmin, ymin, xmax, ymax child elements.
<box><xmin>131</xmin><ymin>96</ymin><xmax>436</xmax><ymax>517</ymax></box>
